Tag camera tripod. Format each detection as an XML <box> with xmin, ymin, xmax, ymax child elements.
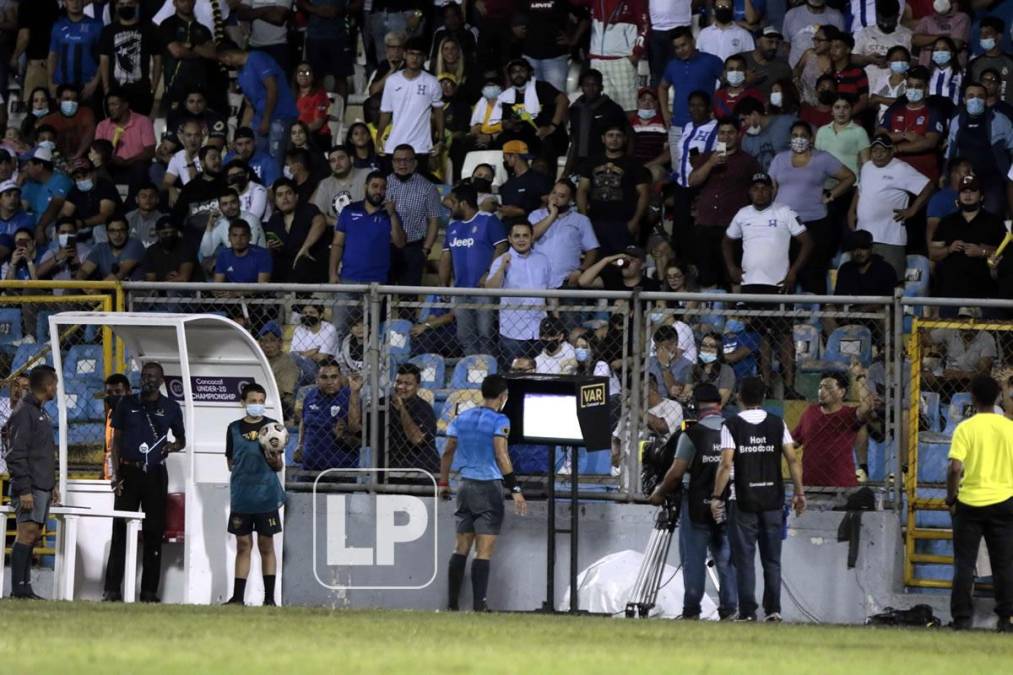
<box><xmin>625</xmin><ymin>494</ymin><xmax>722</xmax><ymax>619</ymax></box>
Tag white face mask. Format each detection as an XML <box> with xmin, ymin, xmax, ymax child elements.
<box><xmin>770</xmin><ymin>91</ymin><xmax>783</xmax><ymax>108</ymax></box>
<box><xmin>745</xmin><ymin>125</ymin><xmax>762</xmax><ymax>136</ymax></box>
<box><xmin>637</xmin><ymin>108</ymin><xmax>655</xmax><ymax>119</ymax></box>
<box><xmin>933</xmin><ymin>0</ymin><xmax>951</xmax><ymax>14</ymax></box>
<box><xmin>726</xmin><ymin>70</ymin><xmax>745</xmax><ymax>87</ymax></box>
<box><xmin>790</xmin><ymin>137</ymin><xmax>810</xmax><ymax>153</ymax></box>
<box><xmin>58</xmin><ymin>233</ymin><xmax>73</xmax><ymax>248</ymax></box>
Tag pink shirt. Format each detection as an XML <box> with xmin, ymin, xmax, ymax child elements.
<box><xmin>95</xmin><ymin>111</ymin><xmax>156</xmax><ymax>161</ymax></box>
<box><xmin>914</xmin><ymin>12</ymin><xmax>970</xmax><ymax>67</ymax></box>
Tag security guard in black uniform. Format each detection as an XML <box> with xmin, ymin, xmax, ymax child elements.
<box><xmin>103</xmin><ymin>362</ymin><xmax>186</xmax><ymax>602</ymax></box>
<box><xmin>711</xmin><ymin>376</ymin><xmax>805</xmax><ymax>622</ymax></box>
<box><xmin>648</xmin><ymin>384</ymin><xmax>738</xmax><ymax>619</ymax></box>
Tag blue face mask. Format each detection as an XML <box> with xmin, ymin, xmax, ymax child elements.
<box><xmin>726</xmin><ymin>70</ymin><xmax>745</xmax><ymax>87</ymax></box>
<box><xmin>575</xmin><ymin>347</ymin><xmax>589</xmax><ymax>362</ymax></box>
<box><xmin>650</xmin><ymin>311</ymin><xmax>664</xmax><ymax>324</ymax></box>
<box><xmin>75</xmin><ymin>178</ymin><xmax>94</xmax><ymax>192</ymax></box>
<box><xmin>60</xmin><ymin>100</ymin><xmax>79</xmax><ymax>116</ymax></box>
<box><xmin>980</xmin><ymin>37</ymin><xmax>997</xmax><ymax>52</ymax></box>
<box><xmin>32</xmin><ymin>107</ymin><xmax>49</xmax><ymax>118</ymax></box>
<box><xmin>724</xmin><ymin>319</ymin><xmax>745</xmax><ymax>334</ymax></box>
<box><xmin>931</xmin><ymin>50</ymin><xmax>951</xmax><ymax>66</ymax></box>
<box><xmin>889</xmin><ymin>61</ymin><xmax>909</xmax><ymax>74</ymax></box>
<box><xmin>246</xmin><ymin>403</ymin><xmax>266</xmax><ymax>418</ymax></box>
<box><xmin>699</xmin><ymin>351</ymin><xmax>718</xmax><ymax>364</ymax></box>
<box><xmin>906</xmin><ymin>88</ymin><xmax>925</xmax><ymax>103</ymax></box>
<box><xmin>966</xmin><ymin>97</ymin><xmax>986</xmax><ymax>116</ymax></box>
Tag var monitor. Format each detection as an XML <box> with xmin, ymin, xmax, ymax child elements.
<box><xmin>503</xmin><ymin>375</ymin><xmax>611</xmax><ymax>449</ymax></box>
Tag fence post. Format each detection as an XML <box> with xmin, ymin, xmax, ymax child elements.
<box><xmin>892</xmin><ymin>288</ymin><xmax>904</xmax><ymax>511</ymax></box>
<box><xmin>623</xmin><ymin>292</ymin><xmax>643</xmax><ymax>500</ymax></box>
<box><xmin>367</xmin><ymin>284</ymin><xmax>382</xmax><ymax>477</ymax></box>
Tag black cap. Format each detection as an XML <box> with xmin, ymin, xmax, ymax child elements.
<box><xmin>623</xmin><ymin>245</ymin><xmax>646</xmax><ymax>261</ymax></box>
<box><xmin>844</xmin><ymin>229</ymin><xmax>874</xmax><ymax>252</ymax></box>
<box><xmin>694</xmin><ymin>383</ymin><xmax>722</xmax><ymax>404</ymax></box>
<box><xmin>234</xmin><ymin>126</ymin><xmax>256</xmax><ymax>141</ymax></box>
<box><xmin>154</xmin><ymin>215</ymin><xmax>179</xmax><ymax>231</ymax></box>
<box><xmin>751</xmin><ymin>172</ymin><xmax>773</xmax><ymax>186</ymax></box>
<box><xmin>405</xmin><ymin>36</ymin><xmax>428</xmax><ymax>53</ymax></box>
<box><xmin>0</xmin><ymin>149</ymin><xmax>11</xmax><ymax>163</ymax></box>
<box><xmin>870</xmin><ymin>133</ymin><xmax>894</xmax><ymax>149</ymax></box>
<box><xmin>539</xmin><ymin>316</ymin><xmax>565</xmax><ymax>337</ymax></box>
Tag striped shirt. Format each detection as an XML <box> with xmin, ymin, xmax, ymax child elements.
<box><xmin>49</xmin><ymin>15</ymin><xmax>104</xmax><ymax>87</ymax></box>
<box><xmin>673</xmin><ymin>119</ymin><xmax>718</xmax><ymax>187</ymax></box>
<box><xmin>833</xmin><ymin>64</ymin><xmax>869</xmax><ymax>104</ymax></box>
<box><xmin>447</xmin><ymin>406</ymin><xmax>510</xmax><ymax>481</ymax></box>
<box><xmin>385</xmin><ymin>172</ymin><xmax>441</xmax><ymax>243</ymax></box>
<box><xmin>928</xmin><ymin>67</ymin><xmax>962</xmax><ymax>105</ymax></box>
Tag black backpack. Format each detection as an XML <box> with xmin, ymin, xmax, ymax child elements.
<box><xmin>866</xmin><ymin>605</ymin><xmax>941</xmax><ymax>628</ymax></box>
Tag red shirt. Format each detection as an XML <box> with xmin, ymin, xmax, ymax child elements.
<box><xmin>691</xmin><ymin>149</ymin><xmax>760</xmax><ymax>228</ymax></box>
<box><xmin>880</xmin><ymin>102</ymin><xmax>944</xmax><ymax>183</ymax></box>
<box><xmin>800</xmin><ymin>104</ymin><xmax>833</xmax><ymax>131</ymax></box>
<box><xmin>712</xmin><ymin>87</ymin><xmax>765</xmax><ymax>118</ymax></box>
<box><xmin>296</xmin><ymin>88</ymin><xmax>331</xmax><ymax>138</ymax></box>
<box><xmin>793</xmin><ymin>404</ymin><xmax>861</xmax><ymax>487</ymax></box>
<box><xmin>629</xmin><ymin>111</ymin><xmax>667</xmax><ymax>163</ymax></box>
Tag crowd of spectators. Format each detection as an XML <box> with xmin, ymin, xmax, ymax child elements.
<box><xmin>1</xmin><ymin>0</ymin><xmax>1012</xmax><ymax>483</ymax></box>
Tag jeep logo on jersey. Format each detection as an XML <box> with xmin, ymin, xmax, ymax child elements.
<box><xmin>312</xmin><ymin>469</ymin><xmax>438</xmax><ymax>590</ymax></box>
<box><xmin>449</xmin><ymin>237</ymin><xmax>475</xmax><ymax>248</ymax></box>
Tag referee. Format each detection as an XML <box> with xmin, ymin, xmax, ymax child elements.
<box><xmin>439</xmin><ymin>375</ymin><xmax>527</xmax><ymax>612</ymax></box>
<box><xmin>103</xmin><ymin>362</ymin><xmax>186</xmax><ymax>603</ymax></box>
<box><xmin>6</xmin><ymin>366</ymin><xmax>59</xmax><ymax>599</ymax></box>
<box><xmin>946</xmin><ymin>375</ymin><xmax>1013</xmax><ymax>632</ymax></box>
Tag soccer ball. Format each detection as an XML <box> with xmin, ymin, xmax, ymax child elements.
<box><xmin>258</xmin><ymin>422</ymin><xmax>289</xmax><ymax>454</ymax></box>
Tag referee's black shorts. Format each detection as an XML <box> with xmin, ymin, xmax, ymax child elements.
<box><xmin>228</xmin><ymin>510</ymin><xmax>283</xmax><ymax>536</ymax></box>
<box><xmin>455</xmin><ymin>479</ymin><xmax>505</xmax><ymax>535</ymax></box>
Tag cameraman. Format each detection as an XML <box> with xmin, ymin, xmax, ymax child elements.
<box><xmin>649</xmin><ymin>384</ymin><xmax>738</xmax><ymax>621</ymax></box>
<box><xmin>36</xmin><ymin>218</ymin><xmax>90</xmax><ymax>281</ymax></box>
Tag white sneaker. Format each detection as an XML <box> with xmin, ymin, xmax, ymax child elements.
<box><xmin>765</xmin><ymin>613</ymin><xmax>783</xmax><ymax>623</ymax></box>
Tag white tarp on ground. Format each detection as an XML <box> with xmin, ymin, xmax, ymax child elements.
<box><xmin>563</xmin><ymin>550</ymin><xmax>719</xmax><ymax>619</ymax></box>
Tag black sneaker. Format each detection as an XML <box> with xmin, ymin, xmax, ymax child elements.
<box><xmin>222</xmin><ymin>596</ymin><xmax>244</xmax><ymax>606</ymax></box>
<box><xmin>446</xmin><ymin>604</ymin><xmax>459</xmax><ymax>612</ymax></box>
<box><xmin>102</xmin><ymin>591</ymin><xmax>123</xmax><ymax>602</ymax></box>
<box><xmin>949</xmin><ymin>619</ymin><xmax>972</xmax><ymax>631</ymax></box>
<box><xmin>11</xmin><ymin>588</ymin><xmax>45</xmax><ymax>600</ymax></box>
<box><xmin>139</xmin><ymin>592</ymin><xmax>161</xmax><ymax>603</ymax></box>
<box><xmin>263</xmin><ymin>599</ymin><xmax>276</xmax><ymax>607</ymax></box>
<box><xmin>676</xmin><ymin>614</ymin><xmax>700</xmax><ymax>621</ymax></box>
<box><xmin>733</xmin><ymin>614</ymin><xmax>757</xmax><ymax>622</ymax></box>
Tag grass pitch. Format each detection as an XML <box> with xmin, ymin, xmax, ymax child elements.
<box><xmin>1</xmin><ymin>602</ymin><xmax>1011</xmax><ymax>674</ymax></box>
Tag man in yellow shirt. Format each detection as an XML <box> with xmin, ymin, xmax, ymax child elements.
<box><xmin>946</xmin><ymin>375</ymin><xmax>1013</xmax><ymax>632</ymax></box>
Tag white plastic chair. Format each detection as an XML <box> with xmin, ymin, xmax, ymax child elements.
<box><xmin>461</xmin><ymin>150</ymin><xmax>508</xmax><ymax>188</ymax></box>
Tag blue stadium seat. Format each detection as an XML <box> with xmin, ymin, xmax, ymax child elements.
<box><xmin>792</xmin><ymin>324</ymin><xmax>822</xmax><ymax>363</ymax></box>
<box><xmin>292</xmin><ymin>353</ymin><xmax>317</xmax><ymax>388</ymax></box>
<box><xmin>63</xmin><ymin>345</ymin><xmax>104</xmax><ymax>384</ymax></box>
<box><xmin>696</xmin><ymin>288</ymin><xmax>727</xmax><ymax>333</ymax></box>
<box><xmin>800</xmin><ymin>325</ymin><xmax>873</xmax><ymax>372</ymax></box>
<box><xmin>68</xmin><ymin>422</ymin><xmax>105</xmax><ymax>446</ymax></box>
<box><xmin>417</xmin><ymin>294</ymin><xmax>448</xmax><ymax>322</ymax></box>
<box><xmin>920</xmin><ymin>391</ymin><xmax>942</xmax><ymax>435</ymax></box>
<box><xmin>408</xmin><ymin>354</ymin><xmax>446</xmax><ymax>391</ymax></box>
<box><xmin>64</xmin><ymin>381</ymin><xmax>103</xmax><ymax>422</ymax></box>
<box><xmin>382</xmin><ymin>319</ymin><xmax>413</xmax><ymax>364</ymax></box>
<box><xmin>34</xmin><ymin>311</ymin><xmax>55</xmax><ymax>343</ymax></box>
<box><xmin>12</xmin><ymin>343</ymin><xmax>53</xmax><ymax>374</ymax></box>
<box><xmin>942</xmin><ymin>392</ymin><xmax>974</xmax><ymax>436</ymax></box>
<box><xmin>903</xmin><ymin>255</ymin><xmax>931</xmax><ymax>298</ymax></box>
<box><xmin>0</xmin><ymin>308</ymin><xmax>23</xmax><ymax>345</ymax></box>
<box><xmin>448</xmin><ymin>354</ymin><xmax>497</xmax><ymax>390</ymax></box>
<box><xmin>917</xmin><ymin>439</ymin><xmax>950</xmax><ymax>483</ymax></box>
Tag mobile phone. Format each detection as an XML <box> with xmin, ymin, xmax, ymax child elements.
<box><xmin>715</xmin><ymin>141</ymin><xmax>727</xmax><ymax>156</ymax></box>
<box><xmin>689</xmin><ymin>147</ymin><xmax>700</xmax><ymax>157</ymax></box>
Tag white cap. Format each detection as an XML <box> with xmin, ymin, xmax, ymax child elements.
<box><xmin>31</xmin><ymin>146</ymin><xmax>53</xmax><ymax>163</ymax></box>
<box><xmin>0</xmin><ymin>179</ymin><xmax>19</xmax><ymax>194</ymax></box>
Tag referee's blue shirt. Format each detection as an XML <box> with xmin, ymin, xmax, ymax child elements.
<box><xmin>447</xmin><ymin>406</ymin><xmax>510</xmax><ymax>481</ymax></box>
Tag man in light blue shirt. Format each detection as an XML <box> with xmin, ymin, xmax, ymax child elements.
<box><xmin>440</xmin><ymin>183</ymin><xmax>508</xmax><ymax>356</ymax></box>
<box><xmin>529</xmin><ymin>179</ymin><xmax>600</xmax><ymax>289</ymax></box>
<box><xmin>484</xmin><ymin>221</ymin><xmax>553</xmax><ymax>367</ymax></box>
<box><xmin>439</xmin><ymin>374</ymin><xmax>527</xmax><ymax>612</ymax></box>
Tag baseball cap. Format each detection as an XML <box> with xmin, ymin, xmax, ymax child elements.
<box><xmin>0</xmin><ymin>149</ymin><xmax>12</xmax><ymax>163</ymax></box>
<box><xmin>762</xmin><ymin>26</ymin><xmax>784</xmax><ymax>39</ymax></box>
<box><xmin>438</xmin><ymin>72</ymin><xmax>459</xmax><ymax>84</ymax></box>
<box><xmin>405</xmin><ymin>36</ymin><xmax>428</xmax><ymax>53</ymax></box>
<box><xmin>844</xmin><ymin>229</ymin><xmax>874</xmax><ymax>252</ymax></box>
<box><xmin>30</xmin><ymin>146</ymin><xmax>53</xmax><ymax>163</ymax></box>
<box><xmin>234</xmin><ymin>126</ymin><xmax>256</xmax><ymax>141</ymax></box>
<box><xmin>539</xmin><ymin>316</ymin><xmax>565</xmax><ymax>337</ymax></box>
<box><xmin>505</xmin><ymin>57</ymin><xmax>533</xmax><ymax>72</ymax></box>
<box><xmin>209</xmin><ymin>120</ymin><xmax>228</xmax><ymax>139</ymax></box>
<box><xmin>958</xmin><ymin>175</ymin><xmax>980</xmax><ymax>192</ymax></box>
<box><xmin>0</xmin><ymin>179</ymin><xmax>20</xmax><ymax>194</ymax></box>
<box><xmin>257</xmin><ymin>321</ymin><xmax>283</xmax><ymax>339</ymax></box>
<box><xmin>957</xmin><ymin>306</ymin><xmax>982</xmax><ymax>319</ymax></box>
<box><xmin>694</xmin><ymin>383</ymin><xmax>722</xmax><ymax>404</ymax></box>
<box><xmin>501</xmin><ymin>140</ymin><xmax>530</xmax><ymax>155</ymax></box>
<box><xmin>751</xmin><ymin>172</ymin><xmax>773</xmax><ymax>186</ymax></box>
<box><xmin>637</xmin><ymin>86</ymin><xmax>658</xmax><ymax>100</ymax></box>
<box><xmin>623</xmin><ymin>245</ymin><xmax>646</xmax><ymax>261</ymax></box>
<box><xmin>154</xmin><ymin>215</ymin><xmax>179</xmax><ymax>231</ymax></box>
<box><xmin>69</xmin><ymin>157</ymin><xmax>94</xmax><ymax>174</ymax></box>
<box><xmin>870</xmin><ymin>133</ymin><xmax>894</xmax><ymax>149</ymax></box>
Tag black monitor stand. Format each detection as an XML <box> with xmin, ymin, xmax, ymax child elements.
<box><xmin>538</xmin><ymin>445</ymin><xmax>586</xmax><ymax>614</ymax></box>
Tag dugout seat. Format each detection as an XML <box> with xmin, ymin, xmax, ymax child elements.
<box><xmin>64</xmin><ymin>344</ymin><xmax>104</xmax><ymax>384</ymax></box>
<box><xmin>800</xmin><ymin>325</ymin><xmax>873</xmax><ymax>372</ymax></box>
<box><xmin>382</xmin><ymin>319</ymin><xmax>413</xmax><ymax>364</ymax></box>
<box><xmin>792</xmin><ymin>324</ymin><xmax>822</xmax><ymax>363</ymax></box>
<box><xmin>448</xmin><ymin>354</ymin><xmax>497</xmax><ymax>390</ymax></box>
<box><xmin>12</xmin><ymin>343</ymin><xmax>53</xmax><ymax>374</ymax></box>
<box><xmin>408</xmin><ymin>353</ymin><xmax>446</xmax><ymax>391</ymax></box>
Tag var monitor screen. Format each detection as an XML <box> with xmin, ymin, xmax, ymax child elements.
<box><xmin>522</xmin><ymin>392</ymin><xmax>583</xmax><ymax>444</ymax></box>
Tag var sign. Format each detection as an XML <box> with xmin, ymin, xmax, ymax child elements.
<box><xmin>312</xmin><ymin>469</ymin><xmax>438</xmax><ymax>590</ymax></box>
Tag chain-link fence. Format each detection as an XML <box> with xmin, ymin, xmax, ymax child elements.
<box><xmin>902</xmin><ymin>302</ymin><xmax>1013</xmax><ymax>590</ymax></box>
<box><xmin>639</xmin><ymin>291</ymin><xmax>895</xmax><ymax>495</ymax></box>
<box><xmin>0</xmin><ymin>282</ymin><xmax>118</xmax><ymax>478</ymax></box>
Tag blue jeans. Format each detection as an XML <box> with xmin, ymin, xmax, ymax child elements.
<box><xmin>499</xmin><ymin>336</ymin><xmax>536</xmax><ymax>368</ymax></box>
<box><xmin>523</xmin><ymin>54</ymin><xmax>569</xmax><ymax>93</ymax></box>
<box><xmin>255</xmin><ymin>118</ymin><xmax>291</xmax><ymax>161</ymax></box>
<box><xmin>727</xmin><ymin>503</ymin><xmax>784</xmax><ymax>618</ymax></box>
<box><xmin>679</xmin><ymin>497</ymin><xmax>738</xmax><ymax>618</ymax></box>
<box><xmin>454</xmin><ymin>295</ymin><xmax>495</xmax><ymax>356</ymax></box>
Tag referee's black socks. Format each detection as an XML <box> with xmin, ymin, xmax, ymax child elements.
<box><xmin>471</xmin><ymin>559</ymin><xmax>490</xmax><ymax>612</ymax></box>
<box><xmin>447</xmin><ymin>553</ymin><xmax>467</xmax><ymax>610</ymax></box>
<box><xmin>10</xmin><ymin>542</ymin><xmax>31</xmax><ymax>593</ymax></box>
